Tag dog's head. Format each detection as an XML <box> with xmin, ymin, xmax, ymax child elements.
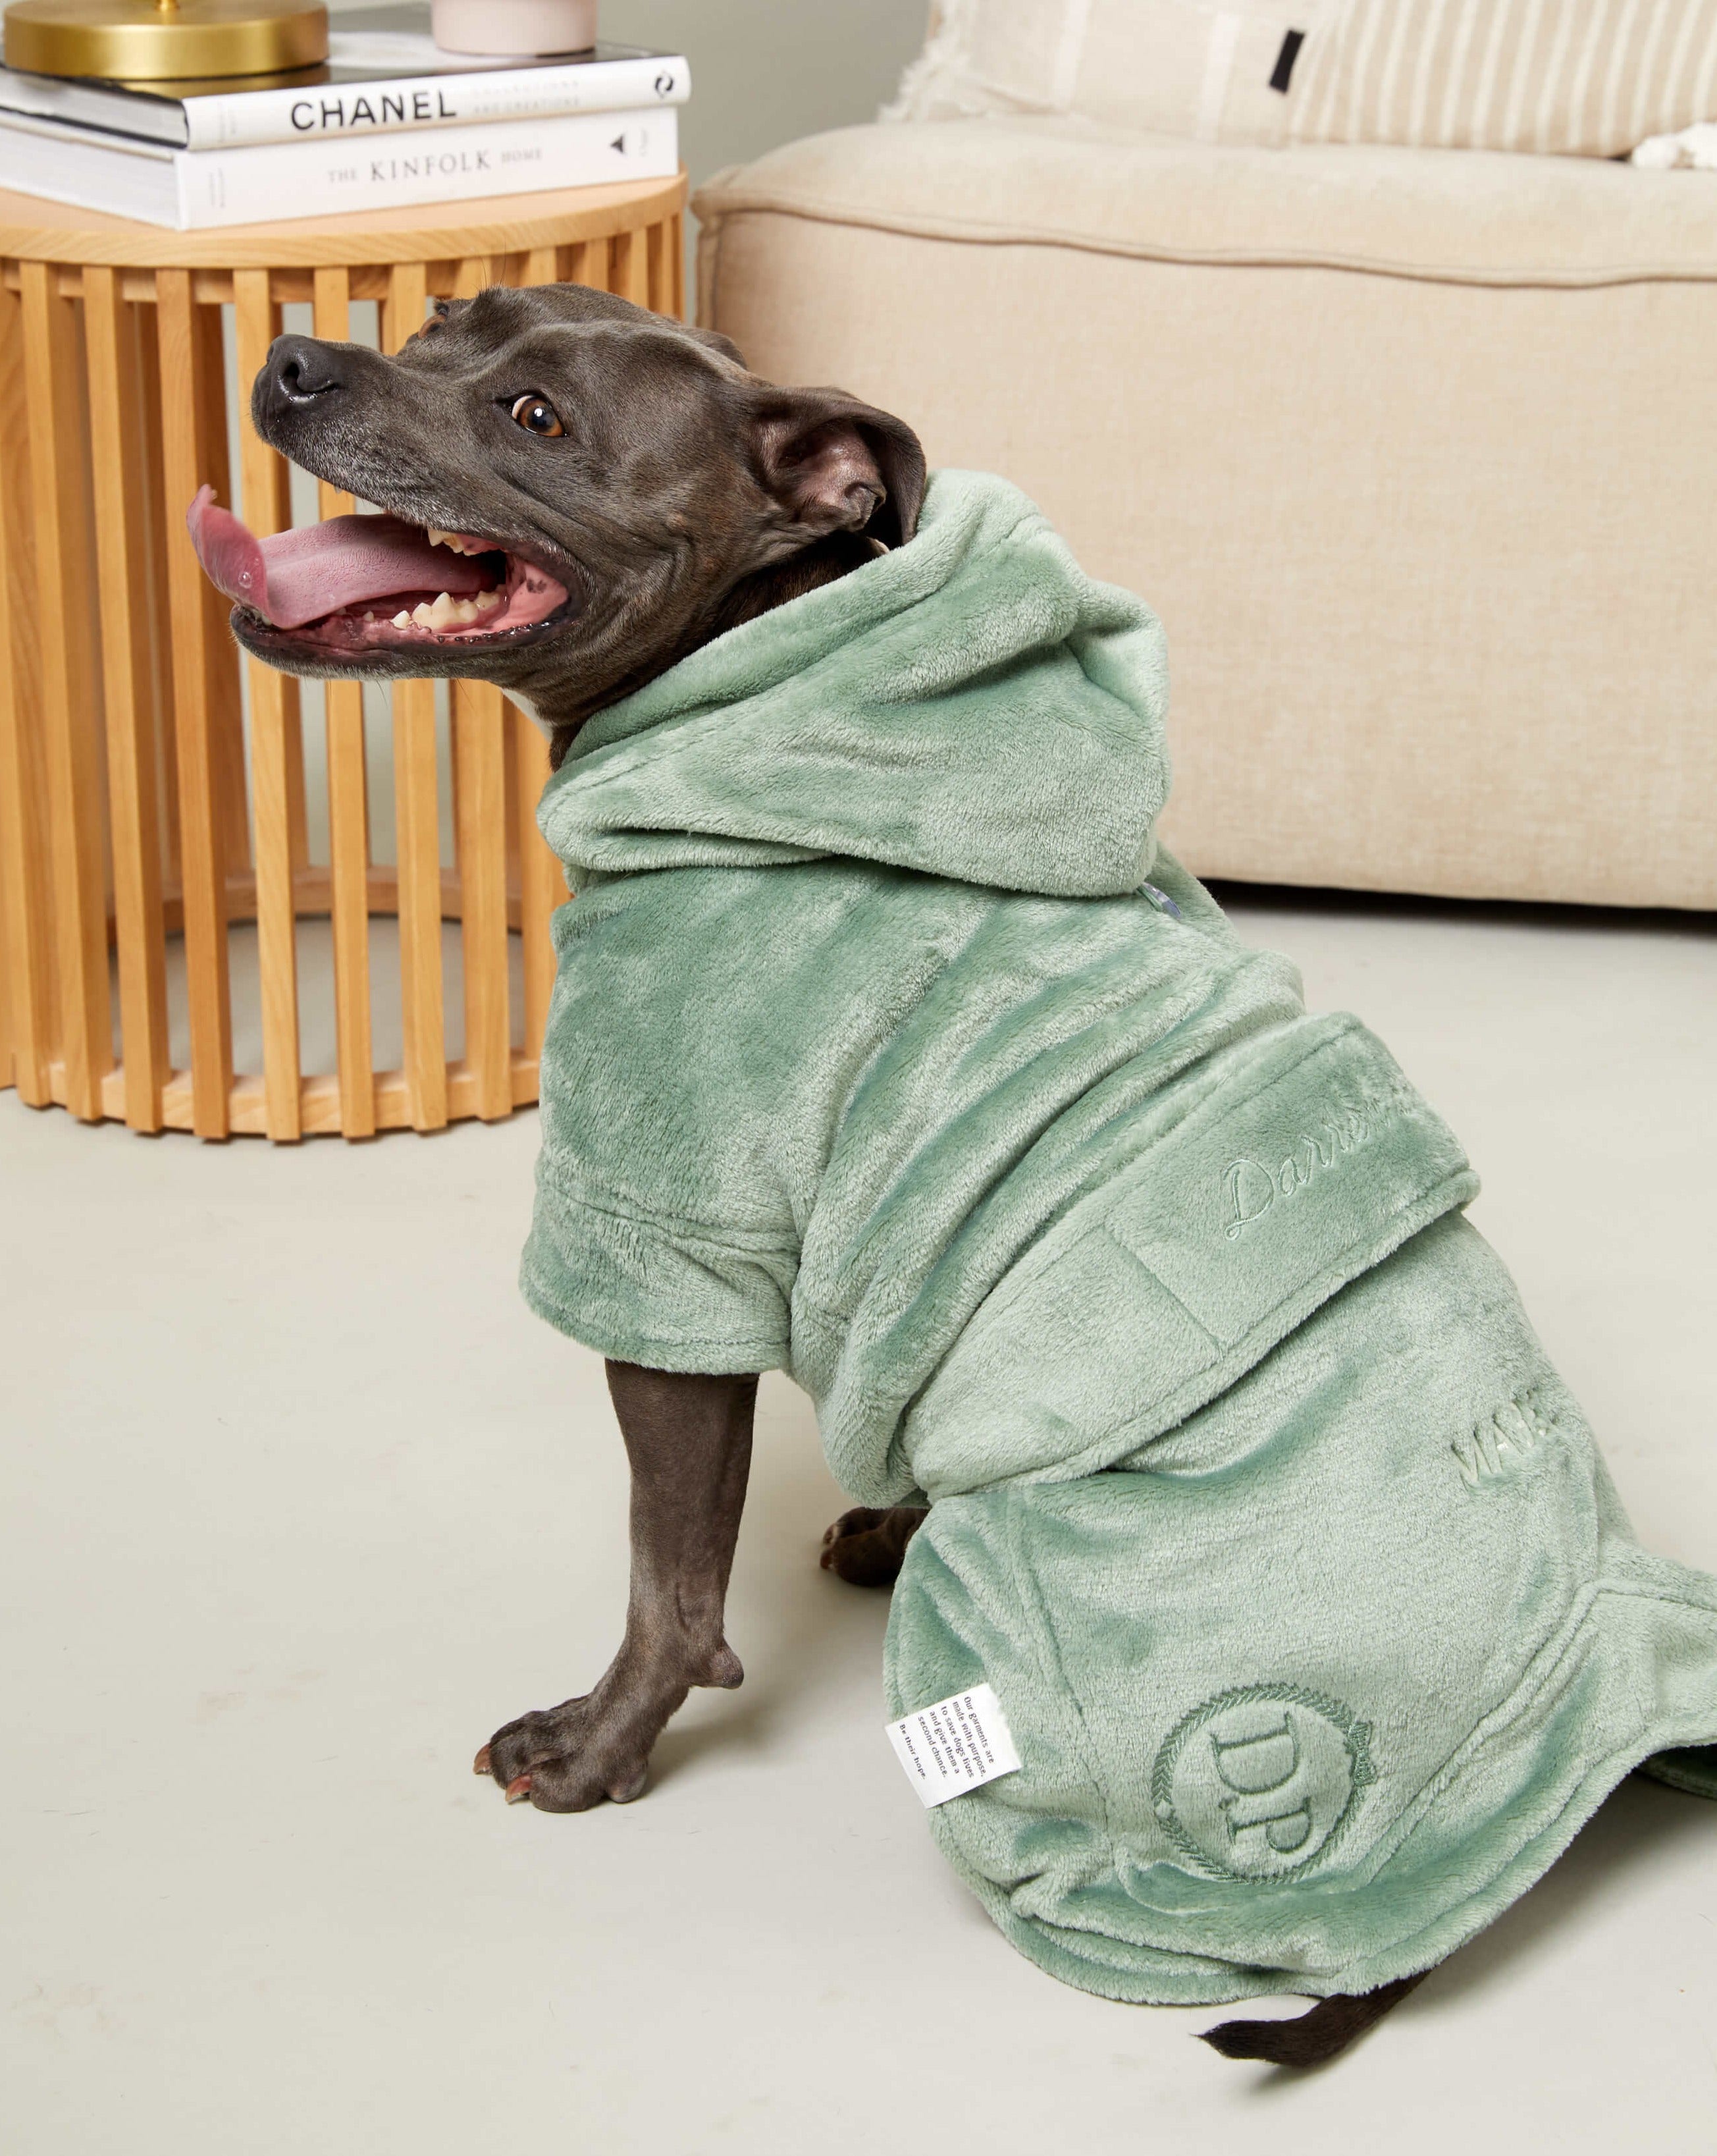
<box><xmin>208</xmin><ymin>281</ymin><xmax>924</xmax><ymax>751</ymax></box>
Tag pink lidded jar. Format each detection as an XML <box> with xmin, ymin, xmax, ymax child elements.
<box><xmin>431</xmin><ymin>0</ymin><xmax>598</xmax><ymax>57</ymax></box>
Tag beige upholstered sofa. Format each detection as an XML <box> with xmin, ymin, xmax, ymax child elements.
<box><xmin>694</xmin><ymin>122</ymin><xmax>1717</xmax><ymax>908</ymax></box>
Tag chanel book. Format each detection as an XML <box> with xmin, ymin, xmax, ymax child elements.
<box><xmin>0</xmin><ymin>5</ymin><xmax>687</xmax><ymax>151</ymax></box>
<box><xmin>0</xmin><ymin>103</ymin><xmax>677</xmax><ymax>229</ymax></box>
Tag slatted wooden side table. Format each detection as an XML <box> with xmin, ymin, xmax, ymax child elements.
<box><xmin>0</xmin><ymin>172</ymin><xmax>684</xmax><ymax>1140</ymax></box>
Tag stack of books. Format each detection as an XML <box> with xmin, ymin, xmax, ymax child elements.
<box><xmin>0</xmin><ymin>3</ymin><xmax>687</xmax><ymax>229</ymax></box>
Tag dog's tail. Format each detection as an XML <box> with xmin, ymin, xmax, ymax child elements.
<box><xmin>1198</xmin><ymin>1969</ymin><xmax>1429</xmax><ymax>2067</ymax></box>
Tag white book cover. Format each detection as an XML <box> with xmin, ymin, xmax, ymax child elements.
<box><xmin>0</xmin><ymin>10</ymin><xmax>687</xmax><ymax>151</ymax></box>
<box><xmin>0</xmin><ymin>105</ymin><xmax>677</xmax><ymax>229</ymax></box>
<box><xmin>187</xmin><ymin>48</ymin><xmax>688</xmax><ymax>151</ymax></box>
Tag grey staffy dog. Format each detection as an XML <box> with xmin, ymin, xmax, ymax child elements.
<box><xmin>191</xmin><ymin>279</ymin><xmax>1417</xmax><ymax>2066</ymax></box>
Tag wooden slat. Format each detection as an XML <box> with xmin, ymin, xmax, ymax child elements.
<box><xmin>0</xmin><ymin>838</ymin><xmax>11</xmax><ymax>1089</ymax></box>
<box><xmin>310</xmin><ymin>265</ymin><xmax>376</xmax><ymax>1138</ymax></box>
<box><xmin>325</xmin><ymin>687</ymin><xmax>375</xmax><ymax>1139</ymax></box>
<box><xmin>262</xmin><ymin>286</ymin><xmax>308</xmax><ymax>888</ymax></box>
<box><xmin>646</xmin><ymin>219</ymin><xmax>670</xmax><ymax>315</ymax></box>
<box><xmin>500</xmin><ymin>699</ymin><xmax>521</xmax><ymax>955</ymax></box>
<box><xmin>452</xmin><ymin>254</ymin><xmax>494</xmax><ymax>300</ymax></box>
<box><xmin>563</xmin><ymin>240</ymin><xmax>592</xmax><ymax>289</ymax></box>
<box><xmin>607</xmin><ymin>229</ymin><xmax>650</xmax><ymax>308</ymax></box>
<box><xmin>512</xmin><ymin>701</ymin><xmax>565</xmax><ymax>1064</ymax></box>
<box><xmin>625</xmin><ymin>226</ymin><xmax>651</xmax><ymax>309</ymax></box>
<box><xmin>266</xmin><ymin>276</ymin><xmax>307</xmax><ymax>883</ymax></box>
<box><xmin>20</xmin><ymin>259</ymin><xmax>109</xmax><ymax>1120</ymax></box>
<box><xmin>523</xmin><ymin>245</ymin><xmax>558</xmax><ymax>292</ymax></box>
<box><xmin>156</xmin><ymin>268</ymin><xmax>232</xmax><ymax>1137</ymax></box>
<box><xmin>0</xmin><ymin>698</ymin><xmax>46</xmax><ymax>1112</ymax></box>
<box><xmin>285</xmin><ymin>693</ymin><xmax>310</xmax><ymax>871</ymax></box>
<box><xmin>381</xmin><ymin>257</ymin><xmax>427</xmax><ymax>356</ymax></box>
<box><xmin>392</xmin><ymin>677</ymin><xmax>446</xmax><ymax>1131</ymax></box>
<box><xmin>0</xmin><ymin>268</ymin><xmax>51</xmax><ymax>1104</ymax></box>
<box><xmin>310</xmin><ymin>267</ymin><xmax>356</xmax><ymax>518</ymax></box>
<box><xmin>669</xmin><ymin>211</ymin><xmax>685</xmax><ymax>321</ymax></box>
<box><xmin>233</xmin><ymin>267</ymin><xmax>302</xmax><ymax>1141</ymax></box>
<box><xmin>379</xmin><ymin>259</ymin><xmax>446</xmax><ymax>1129</ymax></box>
<box><xmin>194</xmin><ymin>298</ymin><xmax>251</xmax><ymax>877</ymax></box>
<box><xmin>134</xmin><ymin>314</ymin><xmax>180</xmax><ymax>908</ymax></box>
<box><xmin>83</xmin><ymin>267</ymin><xmax>170</xmax><ymax>1131</ymax></box>
<box><xmin>452</xmin><ymin>680</ymin><xmax>508</xmax><ymax>1119</ymax></box>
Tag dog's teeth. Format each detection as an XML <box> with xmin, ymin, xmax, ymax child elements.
<box><xmin>412</xmin><ymin>602</ymin><xmax>436</xmax><ymax>627</ymax></box>
<box><xmin>392</xmin><ymin>610</ymin><xmax>411</xmax><ymax>628</ymax></box>
<box><xmin>475</xmin><ymin>589</ymin><xmax>502</xmax><ymax>612</ymax></box>
<box><xmin>363</xmin><ymin>610</ymin><xmax>375</xmax><ymax>622</ymax></box>
<box><xmin>419</xmin><ymin>591</ymin><xmax>468</xmax><ymax>630</ymax></box>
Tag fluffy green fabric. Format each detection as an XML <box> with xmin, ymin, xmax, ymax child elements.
<box><xmin>525</xmin><ymin>470</ymin><xmax>1717</xmax><ymax>2003</ymax></box>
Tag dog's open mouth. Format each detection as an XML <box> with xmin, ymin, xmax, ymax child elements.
<box><xmin>186</xmin><ymin>485</ymin><xmax>571</xmax><ymax>651</ymax></box>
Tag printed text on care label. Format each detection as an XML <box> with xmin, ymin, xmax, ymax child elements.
<box><xmin>885</xmin><ymin>1683</ymin><xmax>1021</xmax><ymax>1807</ymax></box>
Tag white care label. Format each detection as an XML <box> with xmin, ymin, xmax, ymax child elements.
<box><xmin>885</xmin><ymin>1683</ymin><xmax>1022</xmax><ymax>1808</ymax></box>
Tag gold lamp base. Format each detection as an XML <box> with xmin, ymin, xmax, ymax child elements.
<box><xmin>3</xmin><ymin>0</ymin><xmax>329</xmax><ymax>82</ymax></box>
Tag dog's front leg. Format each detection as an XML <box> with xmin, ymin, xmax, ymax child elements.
<box><xmin>477</xmin><ymin>1361</ymin><xmax>755</xmax><ymax>1812</ymax></box>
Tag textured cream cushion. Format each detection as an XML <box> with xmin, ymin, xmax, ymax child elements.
<box><xmin>891</xmin><ymin>0</ymin><xmax>1717</xmax><ymax>157</ymax></box>
<box><xmin>696</xmin><ymin>121</ymin><xmax>1717</xmax><ymax>908</ymax></box>
<box><xmin>889</xmin><ymin>0</ymin><xmax>1320</xmax><ymax>146</ymax></box>
<box><xmin>702</xmin><ymin>112</ymin><xmax>1717</xmax><ymax>286</ymax></box>
<box><xmin>1292</xmin><ymin>0</ymin><xmax>1717</xmax><ymax>156</ymax></box>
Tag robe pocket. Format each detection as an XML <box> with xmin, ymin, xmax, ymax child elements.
<box><xmin>901</xmin><ymin>1019</ymin><xmax>1477</xmax><ymax>1497</ymax></box>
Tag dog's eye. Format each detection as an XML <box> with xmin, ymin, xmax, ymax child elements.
<box><xmin>510</xmin><ymin>393</ymin><xmax>564</xmax><ymax>439</ymax></box>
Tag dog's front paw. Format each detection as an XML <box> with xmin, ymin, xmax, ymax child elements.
<box><xmin>819</xmin><ymin>1503</ymin><xmax>928</xmax><ymax>1587</ymax></box>
<box><xmin>474</xmin><ymin>1696</ymin><xmax>653</xmax><ymax>1813</ymax></box>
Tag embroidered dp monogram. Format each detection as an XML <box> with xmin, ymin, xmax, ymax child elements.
<box><xmin>1153</xmin><ymin>1685</ymin><xmax>1375</xmax><ymax>1881</ymax></box>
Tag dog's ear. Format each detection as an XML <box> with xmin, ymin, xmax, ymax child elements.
<box><xmin>751</xmin><ymin>387</ymin><xmax>926</xmax><ymax>549</ymax></box>
<box><xmin>404</xmin><ymin>296</ymin><xmax>463</xmax><ymax>345</ymax></box>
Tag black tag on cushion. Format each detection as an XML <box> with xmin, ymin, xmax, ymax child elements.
<box><xmin>1269</xmin><ymin>28</ymin><xmax>1306</xmax><ymax>93</ymax></box>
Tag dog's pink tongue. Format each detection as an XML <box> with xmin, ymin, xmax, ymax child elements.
<box><xmin>187</xmin><ymin>485</ymin><xmax>269</xmax><ymax>612</ymax></box>
<box><xmin>186</xmin><ymin>485</ymin><xmax>487</xmax><ymax>630</ymax></box>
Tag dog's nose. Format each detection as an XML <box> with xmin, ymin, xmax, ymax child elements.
<box><xmin>259</xmin><ymin>335</ymin><xmax>348</xmax><ymax>416</ymax></box>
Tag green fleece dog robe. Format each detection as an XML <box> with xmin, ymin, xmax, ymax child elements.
<box><xmin>523</xmin><ymin>471</ymin><xmax>1717</xmax><ymax>2006</ymax></box>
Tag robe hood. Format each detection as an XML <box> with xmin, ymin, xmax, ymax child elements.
<box><xmin>538</xmin><ymin>470</ymin><xmax>1171</xmax><ymax>898</ymax></box>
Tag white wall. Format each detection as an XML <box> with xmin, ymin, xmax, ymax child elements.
<box><xmin>328</xmin><ymin>0</ymin><xmax>929</xmax><ymax>190</ymax></box>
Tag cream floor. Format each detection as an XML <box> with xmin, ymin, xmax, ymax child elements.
<box><xmin>4</xmin><ymin>892</ymin><xmax>1715</xmax><ymax>2155</ymax></box>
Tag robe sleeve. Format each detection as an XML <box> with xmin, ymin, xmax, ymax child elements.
<box><xmin>521</xmin><ymin>1166</ymin><xmax>797</xmax><ymax>1375</ymax></box>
